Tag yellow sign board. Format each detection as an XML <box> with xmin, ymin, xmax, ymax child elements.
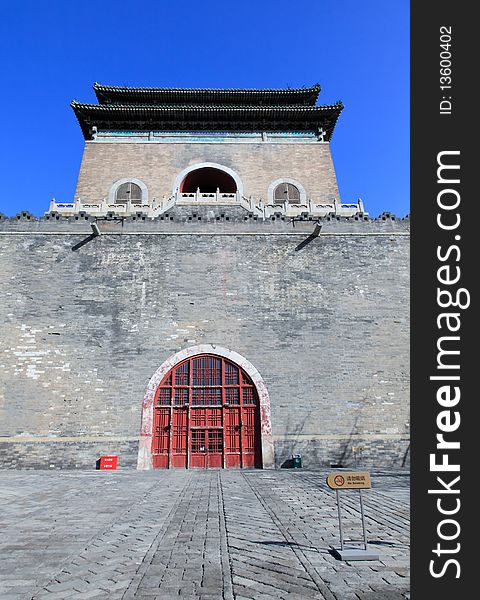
<box><xmin>326</xmin><ymin>471</ymin><xmax>371</xmax><ymax>490</ymax></box>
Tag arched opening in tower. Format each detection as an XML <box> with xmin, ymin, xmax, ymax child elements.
<box><xmin>180</xmin><ymin>168</ymin><xmax>237</xmax><ymax>193</ymax></box>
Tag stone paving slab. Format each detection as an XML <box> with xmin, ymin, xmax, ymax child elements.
<box><xmin>0</xmin><ymin>469</ymin><xmax>409</xmax><ymax>599</ymax></box>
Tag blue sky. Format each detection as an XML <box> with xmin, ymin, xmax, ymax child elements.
<box><xmin>0</xmin><ymin>0</ymin><xmax>409</xmax><ymax>217</ymax></box>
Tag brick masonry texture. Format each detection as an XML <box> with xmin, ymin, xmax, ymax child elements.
<box><xmin>0</xmin><ymin>470</ymin><xmax>410</xmax><ymax>599</ymax></box>
<box><xmin>0</xmin><ymin>217</ymin><xmax>409</xmax><ymax>469</ymax></box>
<box><xmin>74</xmin><ymin>141</ymin><xmax>340</xmax><ymax>203</ymax></box>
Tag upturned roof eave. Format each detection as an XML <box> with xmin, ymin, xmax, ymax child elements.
<box><xmin>70</xmin><ymin>99</ymin><xmax>343</xmax><ymax>141</ymax></box>
<box><xmin>92</xmin><ymin>82</ymin><xmax>322</xmax><ymax>106</ymax></box>
<box><xmin>71</xmin><ymin>101</ymin><xmax>343</xmax><ymax>112</ymax></box>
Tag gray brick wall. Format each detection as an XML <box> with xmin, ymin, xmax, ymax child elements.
<box><xmin>74</xmin><ymin>141</ymin><xmax>340</xmax><ymax>204</ymax></box>
<box><xmin>0</xmin><ymin>217</ymin><xmax>409</xmax><ymax>469</ymax></box>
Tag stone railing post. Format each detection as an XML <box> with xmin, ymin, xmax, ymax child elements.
<box><xmin>258</xmin><ymin>199</ymin><xmax>266</xmax><ymax>220</ymax></box>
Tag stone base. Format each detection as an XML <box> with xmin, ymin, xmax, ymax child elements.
<box><xmin>331</xmin><ymin>546</ymin><xmax>380</xmax><ymax>561</ymax></box>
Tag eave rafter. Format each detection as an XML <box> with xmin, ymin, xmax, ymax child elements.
<box><xmin>70</xmin><ymin>100</ymin><xmax>344</xmax><ymax>141</ymax></box>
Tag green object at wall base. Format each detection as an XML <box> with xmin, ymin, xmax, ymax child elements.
<box><xmin>292</xmin><ymin>454</ymin><xmax>302</xmax><ymax>468</ymax></box>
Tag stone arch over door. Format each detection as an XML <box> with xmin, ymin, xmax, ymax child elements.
<box><xmin>173</xmin><ymin>163</ymin><xmax>244</xmax><ymax>197</ymax></box>
<box><xmin>137</xmin><ymin>345</ymin><xmax>274</xmax><ymax>469</ymax></box>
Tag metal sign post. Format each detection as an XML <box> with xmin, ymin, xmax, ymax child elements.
<box><xmin>358</xmin><ymin>488</ymin><xmax>368</xmax><ymax>551</ymax></box>
<box><xmin>327</xmin><ymin>471</ymin><xmax>380</xmax><ymax>561</ymax></box>
<box><xmin>336</xmin><ymin>489</ymin><xmax>344</xmax><ymax>551</ymax></box>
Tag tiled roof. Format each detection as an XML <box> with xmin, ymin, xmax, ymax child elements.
<box><xmin>71</xmin><ymin>101</ymin><xmax>343</xmax><ymax>140</ymax></box>
<box><xmin>93</xmin><ymin>83</ymin><xmax>322</xmax><ymax>106</ymax></box>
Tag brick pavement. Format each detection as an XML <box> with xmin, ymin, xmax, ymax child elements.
<box><xmin>0</xmin><ymin>470</ymin><xmax>409</xmax><ymax>599</ymax></box>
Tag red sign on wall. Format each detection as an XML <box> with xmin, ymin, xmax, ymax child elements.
<box><xmin>99</xmin><ymin>456</ymin><xmax>118</xmax><ymax>470</ymax></box>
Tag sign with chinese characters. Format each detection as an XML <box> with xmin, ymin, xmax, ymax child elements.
<box><xmin>326</xmin><ymin>471</ymin><xmax>371</xmax><ymax>489</ymax></box>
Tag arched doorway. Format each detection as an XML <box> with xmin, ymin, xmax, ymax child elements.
<box><xmin>173</xmin><ymin>162</ymin><xmax>244</xmax><ymax>197</ymax></box>
<box><xmin>180</xmin><ymin>167</ymin><xmax>237</xmax><ymax>193</ymax></box>
<box><xmin>138</xmin><ymin>345</ymin><xmax>274</xmax><ymax>470</ymax></box>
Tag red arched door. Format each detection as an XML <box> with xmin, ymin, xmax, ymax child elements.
<box><xmin>152</xmin><ymin>354</ymin><xmax>262</xmax><ymax>468</ymax></box>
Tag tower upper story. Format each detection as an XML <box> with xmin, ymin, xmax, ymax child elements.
<box><xmin>49</xmin><ymin>83</ymin><xmax>366</xmax><ymax>219</ymax></box>
<box><xmin>72</xmin><ymin>82</ymin><xmax>341</xmax><ymax>139</ymax></box>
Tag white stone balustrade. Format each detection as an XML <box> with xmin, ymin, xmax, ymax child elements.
<box><xmin>47</xmin><ymin>194</ymin><xmax>367</xmax><ymax>219</ymax></box>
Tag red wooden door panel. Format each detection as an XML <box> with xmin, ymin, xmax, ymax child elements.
<box><xmin>241</xmin><ymin>407</ymin><xmax>257</xmax><ymax>468</ymax></box>
<box><xmin>190</xmin><ymin>429</ymin><xmax>207</xmax><ymax>468</ymax></box>
<box><xmin>152</xmin><ymin>407</ymin><xmax>169</xmax><ymax>468</ymax></box>
<box><xmin>152</xmin><ymin>354</ymin><xmax>262</xmax><ymax>469</ymax></box>
<box><xmin>171</xmin><ymin>408</ymin><xmax>187</xmax><ymax>468</ymax></box>
<box><xmin>207</xmin><ymin>429</ymin><xmax>223</xmax><ymax>468</ymax></box>
<box><xmin>224</xmin><ymin>407</ymin><xmax>241</xmax><ymax>467</ymax></box>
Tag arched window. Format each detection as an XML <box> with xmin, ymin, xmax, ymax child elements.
<box><xmin>274</xmin><ymin>182</ymin><xmax>301</xmax><ymax>204</ymax></box>
<box><xmin>115</xmin><ymin>182</ymin><xmax>142</xmax><ymax>204</ymax></box>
